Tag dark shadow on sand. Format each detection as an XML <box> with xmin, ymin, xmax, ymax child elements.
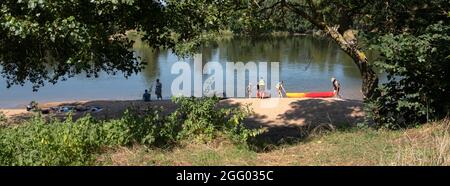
<box><xmin>219</xmin><ymin>98</ymin><xmax>365</xmax><ymax>151</ymax></box>
<box><xmin>6</xmin><ymin>100</ymin><xmax>178</xmax><ymax>123</ymax></box>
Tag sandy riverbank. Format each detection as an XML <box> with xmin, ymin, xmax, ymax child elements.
<box><xmin>1</xmin><ymin>98</ymin><xmax>364</xmax><ymax>128</ymax></box>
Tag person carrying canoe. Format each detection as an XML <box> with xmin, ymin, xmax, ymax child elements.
<box><xmin>259</xmin><ymin>77</ymin><xmax>265</xmax><ymax>99</ymax></box>
<box><xmin>331</xmin><ymin>77</ymin><xmax>342</xmax><ymax>98</ymax></box>
<box><xmin>276</xmin><ymin>81</ymin><xmax>286</xmax><ymax>98</ymax></box>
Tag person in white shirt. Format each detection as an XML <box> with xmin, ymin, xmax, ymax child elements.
<box><xmin>258</xmin><ymin>77</ymin><xmax>266</xmax><ymax>99</ymax></box>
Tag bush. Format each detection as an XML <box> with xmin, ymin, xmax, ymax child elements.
<box><xmin>368</xmin><ymin>23</ymin><xmax>450</xmax><ymax>128</ymax></box>
<box><xmin>172</xmin><ymin>96</ymin><xmax>265</xmax><ymax>144</ymax></box>
<box><xmin>0</xmin><ymin>97</ymin><xmax>263</xmax><ymax>165</ymax></box>
<box><xmin>0</xmin><ymin>114</ymin><xmax>102</xmax><ymax>165</ymax></box>
<box><xmin>0</xmin><ymin>111</ymin><xmax>6</xmax><ymax>125</ymax></box>
<box><xmin>120</xmin><ymin>108</ymin><xmax>179</xmax><ymax>147</ymax></box>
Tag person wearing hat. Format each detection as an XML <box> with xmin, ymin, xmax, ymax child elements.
<box><xmin>331</xmin><ymin>77</ymin><xmax>342</xmax><ymax>98</ymax></box>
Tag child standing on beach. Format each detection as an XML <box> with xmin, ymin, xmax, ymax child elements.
<box><xmin>256</xmin><ymin>83</ymin><xmax>260</xmax><ymax>98</ymax></box>
<box><xmin>247</xmin><ymin>83</ymin><xmax>253</xmax><ymax>98</ymax></box>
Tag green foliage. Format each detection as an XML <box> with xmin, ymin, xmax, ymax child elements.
<box><xmin>361</xmin><ymin>0</ymin><xmax>449</xmax><ymax>35</ymax></box>
<box><xmin>171</xmin><ymin>96</ymin><xmax>266</xmax><ymax>144</ymax></box>
<box><xmin>2</xmin><ymin>0</ymin><xmax>449</xmax><ymax>92</ymax></box>
<box><xmin>0</xmin><ymin>114</ymin><xmax>102</xmax><ymax>165</ymax></box>
<box><xmin>0</xmin><ymin>0</ymin><xmax>218</xmax><ymax>89</ymax></box>
<box><xmin>224</xmin><ymin>105</ymin><xmax>266</xmax><ymax>144</ymax></box>
<box><xmin>367</xmin><ymin>23</ymin><xmax>450</xmax><ymax>128</ymax></box>
<box><xmin>0</xmin><ymin>111</ymin><xmax>6</xmax><ymax>125</ymax></box>
<box><xmin>222</xmin><ymin>0</ymin><xmax>315</xmax><ymax>36</ymax></box>
<box><xmin>0</xmin><ymin>97</ymin><xmax>262</xmax><ymax>165</ymax></box>
<box><xmin>172</xmin><ymin>97</ymin><xmax>220</xmax><ymax>142</ymax></box>
<box><xmin>0</xmin><ymin>0</ymin><xmax>151</xmax><ymax>90</ymax></box>
<box><xmin>120</xmin><ymin>108</ymin><xmax>179</xmax><ymax>146</ymax></box>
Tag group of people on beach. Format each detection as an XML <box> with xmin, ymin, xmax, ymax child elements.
<box><xmin>247</xmin><ymin>77</ymin><xmax>341</xmax><ymax>99</ymax></box>
<box><xmin>143</xmin><ymin>79</ymin><xmax>162</xmax><ymax>102</ymax></box>
<box><xmin>247</xmin><ymin>77</ymin><xmax>287</xmax><ymax>99</ymax></box>
<box><xmin>142</xmin><ymin>77</ymin><xmax>341</xmax><ymax>101</ymax></box>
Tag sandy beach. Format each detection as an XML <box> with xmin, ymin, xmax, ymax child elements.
<box><xmin>1</xmin><ymin>98</ymin><xmax>364</xmax><ymax>128</ymax></box>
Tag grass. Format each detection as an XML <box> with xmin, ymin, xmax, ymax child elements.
<box><xmin>97</xmin><ymin>138</ymin><xmax>259</xmax><ymax>166</ymax></box>
<box><xmin>2</xmin><ymin>109</ymin><xmax>448</xmax><ymax>166</ymax></box>
<box><xmin>97</xmin><ymin>119</ymin><xmax>450</xmax><ymax>166</ymax></box>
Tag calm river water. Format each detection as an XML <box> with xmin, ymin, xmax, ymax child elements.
<box><xmin>0</xmin><ymin>36</ymin><xmax>368</xmax><ymax>108</ymax></box>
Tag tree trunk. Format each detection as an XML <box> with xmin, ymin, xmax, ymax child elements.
<box><xmin>286</xmin><ymin>4</ymin><xmax>379</xmax><ymax>99</ymax></box>
<box><xmin>323</xmin><ymin>25</ymin><xmax>379</xmax><ymax>99</ymax></box>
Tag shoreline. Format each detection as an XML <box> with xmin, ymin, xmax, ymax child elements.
<box><xmin>1</xmin><ymin>98</ymin><xmax>364</xmax><ymax>127</ymax></box>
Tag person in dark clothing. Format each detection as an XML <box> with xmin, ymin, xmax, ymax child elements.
<box><xmin>256</xmin><ymin>84</ymin><xmax>260</xmax><ymax>98</ymax></box>
<box><xmin>143</xmin><ymin>89</ymin><xmax>151</xmax><ymax>102</ymax></box>
<box><xmin>155</xmin><ymin>79</ymin><xmax>162</xmax><ymax>100</ymax></box>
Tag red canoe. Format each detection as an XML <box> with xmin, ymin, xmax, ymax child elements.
<box><xmin>286</xmin><ymin>91</ymin><xmax>335</xmax><ymax>98</ymax></box>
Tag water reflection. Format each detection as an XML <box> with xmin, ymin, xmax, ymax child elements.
<box><xmin>1</xmin><ymin>36</ymin><xmax>366</xmax><ymax>108</ymax></box>
<box><xmin>133</xmin><ymin>38</ymin><xmax>160</xmax><ymax>87</ymax></box>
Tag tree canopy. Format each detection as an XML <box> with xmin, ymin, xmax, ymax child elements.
<box><xmin>0</xmin><ymin>0</ymin><xmax>222</xmax><ymax>90</ymax></box>
<box><xmin>2</xmin><ymin>0</ymin><xmax>447</xmax><ymax>91</ymax></box>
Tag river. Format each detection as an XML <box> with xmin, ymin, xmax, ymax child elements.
<box><xmin>0</xmin><ymin>35</ymin><xmax>368</xmax><ymax>108</ymax></box>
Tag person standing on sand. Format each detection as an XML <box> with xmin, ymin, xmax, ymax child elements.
<box><xmin>276</xmin><ymin>81</ymin><xmax>286</xmax><ymax>98</ymax></box>
<box><xmin>331</xmin><ymin>77</ymin><xmax>342</xmax><ymax>98</ymax></box>
<box><xmin>259</xmin><ymin>77</ymin><xmax>265</xmax><ymax>99</ymax></box>
<box><xmin>143</xmin><ymin>89</ymin><xmax>151</xmax><ymax>102</ymax></box>
<box><xmin>247</xmin><ymin>83</ymin><xmax>253</xmax><ymax>98</ymax></box>
<box><xmin>256</xmin><ymin>83</ymin><xmax>260</xmax><ymax>98</ymax></box>
<box><xmin>155</xmin><ymin>79</ymin><xmax>162</xmax><ymax>100</ymax></box>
